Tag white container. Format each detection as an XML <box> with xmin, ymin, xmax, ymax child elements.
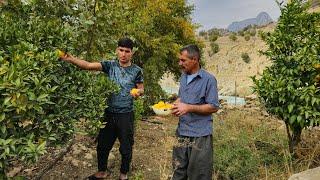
<box><xmin>151</xmin><ymin>106</ymin><xmax>172</xmax><ymax>116</ymax></box>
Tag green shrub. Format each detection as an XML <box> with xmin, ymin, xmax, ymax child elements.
<box><xmin>199</xmin><ymin>30</ymin><xmax>207</xmax><ymax>37</ymax></box>
<box><xmin>241</xmin><ymin>52</ymin><xmax>250</xmax><ymax>63</ymax></box>
<box><xmin>249</xmin><ymin>28</ymin><xmax>256</xmax><ymax>36</ymax></box>
<box><xmin>134</xmin><ymin>98</ymin><xmax>144</xmax><ymax>124</ymax></box>
<box><xmin>208</xmin><ymin>29</ymin><xmax>221</xmax><ymax>37</ymax></box>
<box><xmin>258</xmin><ymin>30</ymin><xmax>267</xmax><ymax>40</ymax></box>
<box><xmin>238</xmin><ymin>30</ymin><xmax>245</xmax><ymax>36</ymax></box>
<box><xmin>209</xmin><ymin>34</ymin><xmax>218</xmax><ymax>42</ymax></box>
<box><xmin>229</xmin><ymin>33</ymin><xmax>237</xmax><ymax>41</ymax></box>
<box><xmin>210</xmin><ymin>42</ymin><xmax>220</xmax><ymax>54</ymax></box>
<box><xmin>213</xmin><ymin>111</ymin><xmax>291</xmax><ymax>179</ymax></box>
<box><xmin>244</xmin><ymin>35</ymin><xmax>250</xmax><ymax>41</ymax></box>
<box><xmin>214</xmin><ymin>134</ymin><xmax>260</xmax><ymax>179</ymax></box>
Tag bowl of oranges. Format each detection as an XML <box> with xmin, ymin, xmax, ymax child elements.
<box><xmin>151</xmin><ymin>101</ymin><xmax>173</xmax><ymax>116</ymax></box>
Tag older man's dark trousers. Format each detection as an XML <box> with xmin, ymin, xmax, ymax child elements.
<box><xmin>172</xmin><ymin>135</ymin><xmax>213</xmax><ymax>180</ymax></box>
<box><xmin>97</xmin><ymin>111</ymin><xmax>134</xmax><ymax>174</ymax></box>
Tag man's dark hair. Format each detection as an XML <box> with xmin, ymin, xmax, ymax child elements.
<box><xmin>180</xmin><ymin>44</ymin><xmax>200</xmax><ymax>61</ymax></box>
<box><xmin>118</xmin><ymin>37</ymin><xmax>134</xmax><ymax>50</ymax></box>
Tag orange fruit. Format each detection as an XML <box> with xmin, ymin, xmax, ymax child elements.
<box><xmin>152</xmin><ymin>101</ymin><xmax>173</xmax><ymax>109</ymax></box>
<box><xmin>56</xmin><ymin>49</ymin><xmax>65</xmax><ymax>58</ymax></box>
<box><xmin>130</xmin><ymin>88</ymin><xmax>139</xmax><ymax>95</ymax></box>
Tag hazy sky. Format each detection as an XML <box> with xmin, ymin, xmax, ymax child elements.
<box><xmin>188</xmin><ymin>0</ymin><xmax>282</xmax><ymax>30</ymax></box>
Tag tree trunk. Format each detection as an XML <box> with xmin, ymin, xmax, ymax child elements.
<box><xmin>285</xmin><ymin>122</ymin><xmax>302</xmax><ymax>153</ymax></box>
<box><xmin>85</xmin><ymin>0</ymin><xmax>97</xmax><ymax>60</ymax></box>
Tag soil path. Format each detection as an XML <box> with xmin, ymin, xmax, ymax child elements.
<box><xmin>22</xmin><ymin>116</ymin><xmax>178</xmax><ymax>180</ymax></box>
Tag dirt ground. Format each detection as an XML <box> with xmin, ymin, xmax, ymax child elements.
<box><xmin>14</xmin><ymin>116</ymin><xmax>179</xmax><ymax>180</ymax></box>
<box><xmin>10</xmin><ymin>104</ymin><xmax>320</xmax><ymax>180</ymax></box>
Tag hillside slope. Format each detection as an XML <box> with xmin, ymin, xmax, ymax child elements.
<box><xmin>205</xmin><ymin>23</ymin><xmax>276</xmax><ymax>97</ymax></box>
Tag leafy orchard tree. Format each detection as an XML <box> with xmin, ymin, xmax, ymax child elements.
<box><xmin>0</xmin><ymin>0</ymin><xmax>198</xmax><ymax>175</ymax></box>
<box><xmin>252</xmin><ymin>0</ymin><xmax>320</xmax><ymax>153</ymax></box>
<box><xmin>119</xmin><ymin>0</ymin><xmax>200</xmax><ymax>111</ymax></box>
<box><xmin>0</xmin><ymin>1</ymin><xmax>119</xmax><ymax>174</ymax></box>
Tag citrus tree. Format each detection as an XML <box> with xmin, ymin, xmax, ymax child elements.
<box><xmin>122</xmin><ymin>0</ymin><xmax>199</xmax><ymax>110</ymax></box>
<box><xmin>47</xmin><ymin>0</ymin><xmax>200</xmax><ymax>111</ymax></box>
<box><xmin>0</xmin><ymin>0</ymin><xmax>198</xmax><ymax>175</ymax></box>
<box><xmin>0</xmin><ymin>0</ymin><xmax>117</xmax><ymax>174</ymax></box>
<box><xmin>252</xmin><ymin>0</ymin><xmax>320</xmax><ymax>153</ymax></box>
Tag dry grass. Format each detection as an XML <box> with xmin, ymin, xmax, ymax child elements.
<box><xmin>158</xmin><ymin>136</ymin><xmax>176</xmax><ymax>180</ymax></box>
<box><xmin>214</xmin><ymin>107</ymin><xmax>320</xmax><ymax>179</ymax></box>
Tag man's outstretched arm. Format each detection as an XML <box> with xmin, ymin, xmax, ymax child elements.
<box><xmin>60</xmin><ymin>54</ymin><xmax>102</xmax><ymax>71</ymax></box>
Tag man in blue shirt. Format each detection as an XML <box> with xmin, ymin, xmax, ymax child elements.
<box><xmin>60</xmin><ymin>38</ymin><xmax>143</xmax><ymax>180</ymax></box>
<box><xmin>171</xmin><ymin>44</ymin><xmax>219</xmax><ymax>180</ymax></box>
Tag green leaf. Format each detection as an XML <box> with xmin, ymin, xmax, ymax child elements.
<box><xmin>48</xmin><ymin>137</ymin><xmax>56</xmax><ymax>141</ymax></box>
<box><xmin>85</xmin><ymin>20</ymin><xmax>94</xmax><ymax>25</ymax></box>
<box><xmin>297</xmin><ymin>115</ymin><xmax>302</xmax><ymax>123</ymax></box>
<box><xmin>305</xmin><ymin>111</ymin><xmax>309</xmax><ymax>119</ymax></box>
<box><xmin>0</xmin><ymin>113</ymin><xmax>5</xmax><ymax>122</ymax></box>
<box><xmin>310</xmin><ymin>119</ymin><xmax>314</xmax><ymax>126</ymax></box>
<box><xmin>288</xmin><ymin>104</ymin><xmax>294</xmax><ymax>113</ymax></box>
<box><xmin>37</xmin><ymin>141</ymin><xmax>46</xmax><ymax>150</ymax></box>
<box><xmin>289</xmin><ymin>115</ymin><xmax>297</xmax><ymax>124</ymax></box>
<box><xmin>3</xmin><ymin>97</ymin><xmax>11</xmax><ymax>105</ymax></box>
<box><xmin>27</xmin><ymin>92</ymin><xmax>36</xmax><ymax>100</ymax></box>
<box><xmin>311</xmin><ymin>97</ymin><xmax>317</xmax><ymax>106</ymax></box>
<box><xmin>15</xmin><ymin>78</ymin><xmax>21</xmax><ymax>86</ymax></box>
<box><xmin>37</xmin><ymin>94</ymin><xmax>49</xmax><ymax>101</ymax></box>
<box><xmin>51</xmin><ymin>86</ymin><xmax>58</xmax><ymax>92</ymax></box>
<box><xmin>1</xmin><ymin>126</ymin><xmax>6</xmax><ymax>134</ymax></box>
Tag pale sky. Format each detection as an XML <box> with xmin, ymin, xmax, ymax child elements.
<box><xmin>188</xmin><ymin>0</ymin><xmax>282</xmax><ymax>30</ymax></box>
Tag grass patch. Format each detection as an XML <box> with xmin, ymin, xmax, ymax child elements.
<box><xmin>213</xmin><ymin>110</ymin><xmax>292</xmax><ymax>179</ymax></box>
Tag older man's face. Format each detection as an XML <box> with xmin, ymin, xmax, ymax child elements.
<box><xmin>178</xmin><ymin>50</ymin><xmax>198</xmax><ymax>74</ymax></box>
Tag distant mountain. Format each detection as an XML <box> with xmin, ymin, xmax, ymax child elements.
<box><xmin>227</xmin><ymin>12</ymin><xmax>273</xmax><ymax>32</ymax></box>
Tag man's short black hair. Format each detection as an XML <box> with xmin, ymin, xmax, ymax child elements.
<box><xmin>118</xmin><ymin>37</ymin><xmax>134</xmax><ymax>50</ymax></box>
<box><xmin>180</xmin><ymin>44</ymin><xmax>200</xmax><ymax>61</ymax></box>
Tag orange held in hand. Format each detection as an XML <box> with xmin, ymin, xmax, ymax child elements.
<box><xmin>130</xmin><ymin>88</ymin><xmax>139</xmax><ymax>96</ymax></box>
<box><xmin>56</xmin><ymin>49</ymin><xmax>65</xmax><ymax>58</ymax></box>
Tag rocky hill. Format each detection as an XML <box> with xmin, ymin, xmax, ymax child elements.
<box><xmin>205</xmin><ymin>23</ymin><xmax>276</xmax><ymax>97</ymax></box>
<box><xmin>227</xmin><ymin>12</ymin><xmax>273</xmax><ymax>32</ymax></box>
<box><xmin>160</xmin><ymin>23</ymin><xmax>277</xmax><ymax>97</ymax></box>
